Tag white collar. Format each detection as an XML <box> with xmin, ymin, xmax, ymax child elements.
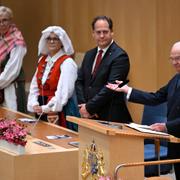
<box><xmin>45</xmin><ymin>49</ymin><xmax>65</xmax><ymax>63</ymax></box>
<box><xmin>97</xmin><ymin>40</ymin><xmax>113</xmax><ymax>53</ymax></box>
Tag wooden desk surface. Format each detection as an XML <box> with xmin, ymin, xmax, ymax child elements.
<box><xmin>0</xmin><ymin>108</ymin><xmax>79</xmax><ymax>180</ymax></box>
<box><xmin>0</xmin><ymin>107</ymin><xmax>79</xmax><ymax>150</ymax></box>
<box><xmin>67</xmin><ymin>116</ymin><xmax>180</xmax><ymax>143</ymax></box>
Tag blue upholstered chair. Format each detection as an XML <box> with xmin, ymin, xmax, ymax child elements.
<box><xmin>141</xmin><ymin>103</ymin><xmax>172</xmax><ymax>177</ymax></box>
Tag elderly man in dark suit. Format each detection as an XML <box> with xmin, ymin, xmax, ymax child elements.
<box><xmin>106</xmin><ymin>41</ymin><xmax>180</xmax><ymax>179</ymax></box>
<box><xmin>76</xmin><ymin>15</ymin><xmax>132</xmax><ymax>123</ymax></box>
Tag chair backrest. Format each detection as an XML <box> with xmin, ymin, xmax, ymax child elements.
<box><xmin>141</xmin><ymin>103</ymin><xmax>167</xmax><ymax>126</ymax></box>
<box><xmin>74</xmin><ymin>52</ymin><xmax>84</xmax><ymax>67</ymax></box>
<box><xmin>141</xmin><ymin>102</ymin><xmax>167</xmax><ymax>145</ymax></box>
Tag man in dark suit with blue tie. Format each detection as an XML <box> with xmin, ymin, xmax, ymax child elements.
<box><xmin>106</xmin><ymin>41</ymin><xmax>180</xmax><ymax>179</ymax></box>
<box><xmin>76</xmin><ymin>15</ymin><xmax>132</xmax><ymax>123</ymax></box>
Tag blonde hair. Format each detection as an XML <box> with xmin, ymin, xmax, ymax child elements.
<box><xmin>0</xmin><ymin>6</ymin><xmax>13</xmax><ymax>19</ymax></box>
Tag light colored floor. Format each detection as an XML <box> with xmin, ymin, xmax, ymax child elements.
<box><xmin>145</xmin><ymin>170</ymin><xmax>176</xmax><ymax>180</ymax></box>
<box><xmin>145</xmin><ymin>173</ymin><xmax>175</xmax><ymax>180</ymax></box>
<box><xmin>160</xmin><ymin>172</ymin><xmax>175</xmax><ymax>179</ymax></box>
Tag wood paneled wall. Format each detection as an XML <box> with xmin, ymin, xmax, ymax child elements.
<box><xmin>1</xmin><ymin>0</ymin><xmax>180</xmax><ymax>122</ymax></box>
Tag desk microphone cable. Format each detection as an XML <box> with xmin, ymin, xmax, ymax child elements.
<box><xmin>29</xmin><ymin>111</ymin><xmax>43</xmax><ymax>136</ymax></box>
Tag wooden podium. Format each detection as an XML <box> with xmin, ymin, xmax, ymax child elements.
<box><xmin>0</xmin><ymin>107</ymin><xmax>79</xmax><ymax>180</ymax></box>
<box><xmin>67</xmin><ymin>116</ymin><xmax>179</xmax><ymax>180</ymax></box>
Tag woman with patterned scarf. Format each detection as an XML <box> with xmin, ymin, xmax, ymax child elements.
<box><xmin>0</xmin><ymin>6</ymin><xmax>27</xmax><ymax>112</ymax></box>
<box><xmin>27</xmin><ymin>26</ymin><xmax>79</xmax><ymax>130</ymax></box>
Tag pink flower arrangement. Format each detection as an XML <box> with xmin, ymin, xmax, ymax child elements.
<box><xmin>99</xmin><ymin>176</ymin><xmax>111</xmax><ymax>180</ymax></box>
<box><xmin>0</xmin><ymin>119</ymin><xmax>27</xmax><ymax>146</ymax></box>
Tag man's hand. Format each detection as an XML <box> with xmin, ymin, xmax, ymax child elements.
<box><xmin>79</xmin><ymin>104</ymin><xmax>92</xmax><ymax>118</ymax></box>
<box><xmin>150</xmin><ymin>123</ymin><xmax>167</xmax><ymax>132</ymax></box>
<box><xmin>79</xmin><ymin>103</ymin><xmax>99</xmax><ymax>119</ymax></box>
<box><xmin>106</xmin><ymin>80</ymin><xmax>130</xmax><ymax>94</ymax></box>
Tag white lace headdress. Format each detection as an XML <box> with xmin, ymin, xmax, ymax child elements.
<box><xmin>38</xmin><ymin>26</ymin><xmax>74</xmax><ymax>55</ymax></box>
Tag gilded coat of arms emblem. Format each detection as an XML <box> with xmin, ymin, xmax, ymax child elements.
<box><xmin>81</xmin><ymin>140</ymin><xmax>105</xmax><ymax>180</ymax></box>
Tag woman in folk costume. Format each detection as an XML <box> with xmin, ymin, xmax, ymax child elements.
<box><xmin>0</xmin><ymin>6</ymin><xmax>27</xmax><ymax>112</ymax></box>
<box><xmin>27</xmin><ymin>26</ymin><xmax>78</xmax><ymax>128</ymax></box>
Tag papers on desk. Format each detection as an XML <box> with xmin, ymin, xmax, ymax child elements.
<box><xmin>68</xmin><ymin>141</ymin><xmax>79</xmax><ymax>148</ymax></box>
<box><xmin>33</xmin><ymin>140</ymin><xmax>52</xmax><ymax>147</ymax></box>
<box><xmin>126</xmin><ymin>123</ymin><xmax>169</xmax><ymax>136</ymax></box>
<box><xmin>46</xmin><ymin>134</ymin><xmax>72</xmax><ymax>140</ymax></box>
<box><xmin>18</xmin><ymin>118</ymin><xmax>37</xmax><ymax>123</ymax></box>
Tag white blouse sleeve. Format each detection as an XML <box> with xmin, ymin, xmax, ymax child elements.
<box><xmin>41</xmin><ymin>58</ymin><xmax>78</xmax><ymax>113</ymax></box>
<box><xmin>0</xmin><ymin>46</ymin><xmax>27</xmax><ymax>89</ymax></box>
<box><xmin>27</xmin><ymin>70</ymin><xmax>40</xmax><ymax>112</ymax></box>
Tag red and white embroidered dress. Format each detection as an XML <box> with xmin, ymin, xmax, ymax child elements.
<box><xmin>27</xmin><ymin>49</ymin><xmax>77</xmax><ymax>116</ymax></box>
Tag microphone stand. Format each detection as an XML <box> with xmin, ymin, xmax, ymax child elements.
<box><xmin>29</xmin><ymin>112</ymin><xmax>43</xmax><ymax>136</ymax></box>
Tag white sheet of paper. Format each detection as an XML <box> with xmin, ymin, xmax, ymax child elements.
<box><xmin>18</xmin><ymin>118</ymin><xmax>37</xmax><ymax>123</ymax></box>
<box><xmin>46</xmin><ymin>135</ymin><xmax>71</xmax><ymax>140</ymax></box>
<box><xmin>126</xmin><ymin>123</ymin><xmax>169</xmax><ymax>136</ymax></box>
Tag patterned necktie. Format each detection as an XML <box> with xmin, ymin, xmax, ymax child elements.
<box><xmin>92</xmin><ymin>49</ymin><xmax>103</xmax><ymax>76</ymax></box>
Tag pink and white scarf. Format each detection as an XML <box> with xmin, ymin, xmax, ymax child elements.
<box><xmin>0</xmin><ymin>24</ymin><xmax>26</xmax><ymax>61</ymax></box>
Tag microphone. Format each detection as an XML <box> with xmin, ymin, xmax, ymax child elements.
<box><xmin>48</xmin><ymin>103</ymin><xmax>54</xmax><ymax>108</ymax></box>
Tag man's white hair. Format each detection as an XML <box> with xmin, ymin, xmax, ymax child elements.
<box><xmin>0</xmin><ymin>6</ymin><xmax>13</xmax><ymax>19</ymax></box>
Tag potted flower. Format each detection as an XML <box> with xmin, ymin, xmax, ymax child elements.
<box><xmin>0</xmin><ymin>118</ymin><xmax>27</xmax><ymax>154</ymax></box>
<box><xmin>99</xmin><ymin>176</ymin><xmax>112</xmax><ymax>180</ymax></box>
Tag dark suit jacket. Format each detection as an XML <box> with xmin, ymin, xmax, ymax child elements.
<box><xmin>76</xmin><ymin>42</ymin><xmax>132</xmax><ymax>123</ymax></box>
<box><xmin>129</xmin><ymin>73</ymin><xmax>180</xmax><ymax>158</ymax></box>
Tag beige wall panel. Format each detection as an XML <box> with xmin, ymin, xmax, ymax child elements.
<box><xmin>0</xmin><ymin>0</ymin><xmax>54</xmax><ymax>81</ymax></box>
<box><xmin>1</xmin><ymin>0</ymin><xmax>180</xmax><ymax>122</ymax></box>
<box><xmin>156</xmin><ymin>0</ymin><xmax>180</xmax><ymax>86</ymax></box>
<box><xmin>57</xmin><ymin>0</ymin><xmax>158</xmax><ymax>122</ymax></box>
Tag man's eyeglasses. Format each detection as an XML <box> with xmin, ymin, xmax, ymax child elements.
<box><xmin>169</xmin><ymin>56</ymin><xmax>180</xmax><ymax>62</ymax></box>
<box><xmin>0</xmin><ymin>18</ymin><xmax>9</xmax><ymax>25</ymax></box>
<box><xmin>46</xmin><ymin>37</ymin><xmax>60</xmax><ymax>42</ymax></box>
